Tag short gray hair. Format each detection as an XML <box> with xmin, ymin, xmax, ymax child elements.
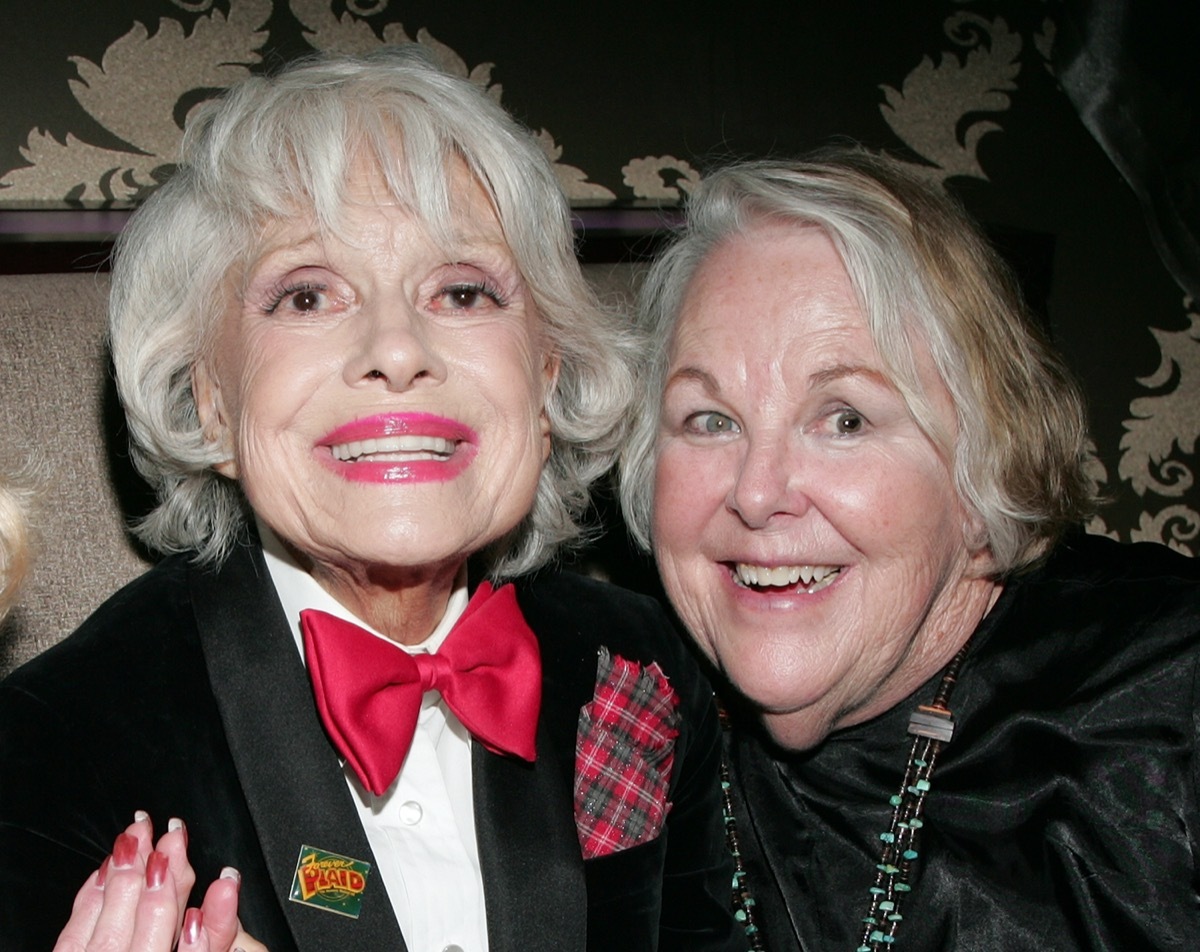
<box><xmin>111</xmin><ymin>47</ymin><xmax>636</xmax><ymax>576</ymax></box>
<box><xmin>620</xmin><ymin>149</ymin><xmax>1096</xmax><ymax>576</ymax></box>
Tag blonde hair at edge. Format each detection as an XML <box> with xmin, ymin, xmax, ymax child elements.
<box><xmin>110</xmin><ymin>47</ymin><xmax>638</xmax><ymax>575</ymax></box>
<box><xmin>0</xmin><ymin>471</ymin><xmax>37</xmax><ymax>622</ymax></box>
<box><xmin>620</xmin><ymin>149</ymin><xmax>1097</xmax><ymax>577</ymax></box>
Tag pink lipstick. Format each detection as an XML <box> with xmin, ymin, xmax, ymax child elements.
<box><xmin>318</xmin><ymin>413</ymin><xmax>477</xmax><ymax>483</ymax></box>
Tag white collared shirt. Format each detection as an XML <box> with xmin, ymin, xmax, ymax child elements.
<box><xmin>260</xmin><ymin>522</ymin><xmax>488</xmax><ymax>952</ymax></box>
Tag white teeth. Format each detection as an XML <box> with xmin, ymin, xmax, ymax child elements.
<box><xmin>734</xmin><ymin>562</ymin><xmax>840</xmax><ymax>592</ymax></box>
<box><xmin>331</xmin><ymin>436</ymin><xmax>455</xmax><ymax>462</ymax></box>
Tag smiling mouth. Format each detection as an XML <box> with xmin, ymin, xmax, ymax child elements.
<box><xmin>330</xmin><ymin>435</ymin><xmax>457</xmax><ymax>463</ymax></box>
<box><xmin>733</xmin><ymin>562</ymin><xmax>841</xmax><ymax>593</ymax></box>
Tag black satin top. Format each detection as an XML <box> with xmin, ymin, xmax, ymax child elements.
<box><xmin>725</xmin><ymin>534</ymin><xmax>1200</xmax><ymax>951</ymax></box>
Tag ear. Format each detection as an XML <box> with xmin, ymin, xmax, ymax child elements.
<box><xmin>541</xmin><ymin>347</ymin><xmax>562</xmax><ymax>396</ymax></box>
<box><xmin>192</xmin><ymin>358</ymin><xmax>238</xmax><ymax>479</ymax></box>
<box><xmin>538</xmin><ymin>350</ymin><xmax>562</xmax><ymax>462</ymax></box>
<box><xmin>961</xmin><ymin>510</ymin><xmax>996</xmax><ymax>579</ymax></box>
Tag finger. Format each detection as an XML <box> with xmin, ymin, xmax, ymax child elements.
<box><xmin>83</xmin><ymin>832</ymin><xmax>149</xmax><ymax>950</ymax></box>
<box><xmin>230</xmin><ymin>923</ymin><xmax>270</xmax><ymax>952</ymax></box>
<box><xmin>177</xmin><ymin>908</ymin><xmax>207</xmax><ymax>952</ymax></box>
<box><xmin>177</xmin><ymin>909</ymin><xmax>270</xmax><ymax>952</ymax></box>
<box><xmin>125</xmin><ymin>809</ymin><xmax>156</xmax><ymax>858</ymax></box>
<box><xmin>197</xmin><ymin>868</ymin><xmax>242</xmax><ymax>950</ymax></box>
<box><xmin>154</xmin><ymin>817</ymin><xmax>196</xmax><ymax>934</ymax></box>
<box><xmin>50</xmin><ymin>861</ymin><xmax>108</xmax><ymax>952</ymax></box>
<box><xmin>124</xmin><ymin>849</ymin><xmax>184</xmax><ymax>950</ymax></box>
<box><xmin>51</xmin><ymin>816</ymin><xmax>170</xmax><ymax>952</ymax></box>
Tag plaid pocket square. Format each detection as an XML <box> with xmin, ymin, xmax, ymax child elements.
<box><xmin>574</xmin><ymin>646</ymin><xmax>681</xmax><ymax>860</ymax></box>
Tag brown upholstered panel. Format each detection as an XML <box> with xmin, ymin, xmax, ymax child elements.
<box><xmin>0</xmin><ymin>274</ymin><xmax>153</xmax><ymax>673</ymax></box>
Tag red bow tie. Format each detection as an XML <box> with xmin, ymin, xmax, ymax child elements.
<box><xmin>300</xmin><ymin>581</ymin><xmax>541</xmax><ymax>796</ymax></box>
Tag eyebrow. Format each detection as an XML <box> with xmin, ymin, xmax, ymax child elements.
<box><xmin>808</xmin><ymin>362</ymin><xmax>894</xmax><ymax>390</ymax></box>
<box><xmin>247</xmin><ymin>231</ymin><xmax>323</xmax><ymax>268</ymax></box>
<box><xmin>663</xmin><ymin>366</ymin><xmax>720</xmax><ymax>394</ymax></box>
<box><xmin>665</xmin><ymin>362</ymin><xmax>895</xmax><ymax>395</ymax></box>
<box><xmin>246</xmin><ymin>227</ymin><xmax>519</xmax><ymax>276</ymax></box>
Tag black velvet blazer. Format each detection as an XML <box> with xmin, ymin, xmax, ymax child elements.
<box><xmin>0</xmin><ymin>540</ymin><xmax>745</xmax><ymax>952</ymax></box>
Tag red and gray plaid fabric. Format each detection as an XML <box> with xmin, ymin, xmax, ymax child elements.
<box><xmin>573</xmin><ymin>646</ymin><xmax>681</xmax><ymax>859</ymax></box>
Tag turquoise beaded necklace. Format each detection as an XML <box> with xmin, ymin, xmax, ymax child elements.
<box><xmin>721</xmin><ymin>754</ymin><xmax>767</xmax><ymax>950</ymax></box>
<box><xmin>719</xmin><ymin>704</ymin><xmax>768</xmax><ymax>950</ymax></box>
<box><xmin>856</xmin><ymin>641</ymin><xmax>970</xmax><ymax>951</ymax></box>
<box><xmin>722</xmin><ymin>640</ymin><xmax>970</xmax><ymax>951</ymax></box>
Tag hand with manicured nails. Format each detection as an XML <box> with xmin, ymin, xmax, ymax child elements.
<box><xmin>52</xmin><ymin>812</ymin><xmax>268</xmax><ymax>952</ymax></box>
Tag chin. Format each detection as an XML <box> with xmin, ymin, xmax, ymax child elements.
<box><xmin>721</xmin><ymin>661</ymin><xmax>836</xmax><ymax>751</ymax></box>
<box><xmin>723</xmin><ymin>646</ymin><xmax>818</xmax><ymax>706</ymax></box>
<box><xmin>309</xmin><ymin>527</ymin><xmax>470</xmax><ymax>573</ymax></box>
<box><xmin>758</xmin><ymin>708</ymin><xmax>832</xmax><ymax>752</ymax></box>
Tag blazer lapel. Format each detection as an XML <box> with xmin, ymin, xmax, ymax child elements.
<box><xmin>474</xmin><ymin>717</ymin><xmax>587</xmax><ymax>952</ymax></box>
<box><xmin>190</xmin><ymin>542</ymin><xmax>408</xmax><ymax>952</ymax></box>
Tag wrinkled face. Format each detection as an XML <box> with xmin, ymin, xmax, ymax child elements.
<box><xmin>652</xmin><ymin>223</ymin><xmax>992</xmax><ymax>749</ymax></box>
<box><xmin>195</xmin><ymin>162</ymin><xmax>556</xmax><ymax>586</ymax></box>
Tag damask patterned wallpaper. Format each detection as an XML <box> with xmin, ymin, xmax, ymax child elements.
<box><xmin>1</xmin><ymin>0</ymin><xmax>1197</xmax><ymax>559</ymax></box>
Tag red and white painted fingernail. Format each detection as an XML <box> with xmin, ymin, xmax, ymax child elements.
<box><xmin>145</xmin><ymin>850</ymin><xmax>169</xmax><ymax>890</ymax></box>
<box><xmin>181</xmin><ymin>908</ymin><xmax>203</xmax><ymax>945</ymax></box>
<box><xmin>111</xmin><ymin>832</ymin><xmax>138</xmax><ymax>869</ymax></box>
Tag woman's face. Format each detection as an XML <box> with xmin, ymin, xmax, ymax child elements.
<box><xmin>195</xmin><ymin>162</ymin><xmax>556</xmax><ymax>588</ymax></box>
<box><xmin>652</xmin><ymin>223</ymin><xmax>993</xmax><ymax>749</ymax></box>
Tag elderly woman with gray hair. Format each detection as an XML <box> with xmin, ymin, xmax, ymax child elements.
<box><xmin>621</xmin><ymin>149</ymin><xmax>1200</xmax><ymax>950</ymax></box>
<box><xmin>0</xmin><ymin>50</ymin><xmax>744</xmax><ymax>952</ymax></box>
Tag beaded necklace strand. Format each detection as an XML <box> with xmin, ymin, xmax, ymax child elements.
<box><xmin>721</xmin><ymin>752</ymin><xmax>767</xmax><ymax>950</ymax></box>
<box><xmin>856</xmin><ymin>640</ymin><xmax>969</xmax><ymax>950</ymax></box>
<box><xmin>722</xmin><ymin>640</ymin><xmax>971</xmax><ymax>952</ymax></box>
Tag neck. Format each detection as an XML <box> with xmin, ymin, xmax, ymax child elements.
<box><xmin>290</xmin><ymin>544</ymin><xmax>464</xmax><ymax>646</ymax></box>
<box><xmin>258</xmin><ymin>518</ymin><xmax>467</xmax><ymax>645</ymax></box>
<box><xmin>317</xmin><ymin>565</ymin><xmax>461</xmax><ymax>646</ymax></box>
<box><xmin>762</xmin><ymin>574</ymin><xmax>1003</xmax><ymax>750</ymax></box>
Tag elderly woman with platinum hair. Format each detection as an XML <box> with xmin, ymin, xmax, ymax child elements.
<box><xmin>620</xmin><ymin>149</ymin><xmax>1200</xmax><ymax>951</ymax></box>
<box><xmin>0</xmin><ymin>50</ymin><xmax>744</xmax><ymax>952</ymax></box>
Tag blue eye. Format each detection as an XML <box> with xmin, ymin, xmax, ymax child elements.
<box><xmin>686</xmin><ymin>411</ymin><xmax>740</xmax><ymax>435</ymax></box>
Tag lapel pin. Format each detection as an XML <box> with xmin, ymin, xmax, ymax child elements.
<box><xmin>289</xmin><ymin>844</ymin><xmax>371</xmax><ymax>919</ymax></box>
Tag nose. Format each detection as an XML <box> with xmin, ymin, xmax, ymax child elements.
<box><xmin>343</xmin><ymin>301</ymin><xmax>446</xmax><ymax>392</ymax></box>
<box><xmin>727</xmin><ymin>434</ymin><xmax>808</xmax><ymax>529</ymax></box>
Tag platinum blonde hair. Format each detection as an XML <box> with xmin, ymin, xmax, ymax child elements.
<box><xmin>111</xmin><ymin>47</ymin><xmax>637</xmax><ymax>576</ymax></box>
<box><xmin>620</xmin><ymin>149</ymin><xmax>1096</xmax><ymax>576</ymax></box>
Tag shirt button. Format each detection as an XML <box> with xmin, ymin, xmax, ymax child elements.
<box><xmin>398</xmin><ymin>800</ymin><xmax>423</xmax><ymax>825</ymax></box>
<box><xmin>442</xmin><ymin>946</ymin><xmax>464</xmax><ymax>952</ymax></box>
